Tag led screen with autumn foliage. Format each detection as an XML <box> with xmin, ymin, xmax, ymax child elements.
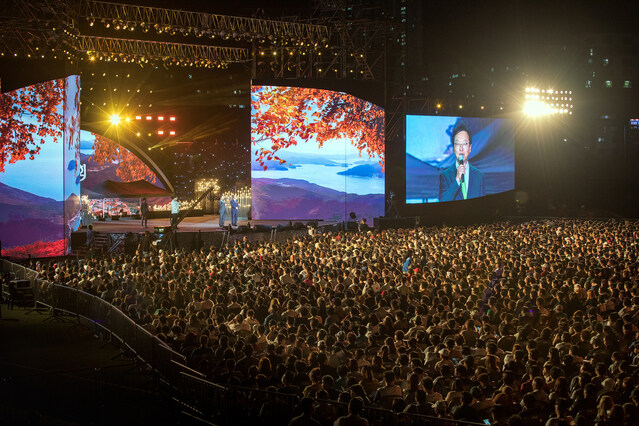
<box><xmin>0</xmin><ymin>76</ymin><xmax>81</xmax><ymax>258</ymax></box>
<box><xmin>406</xmin><ymin>115</ymin><xmax>515</xmax><ymax>204</ymax></box>
<box><xmin>80</xmin><ymin>130</ymin><xmax>167</xmax><ymax>215</ymax></box>
<box><xmin>251</xmin><ymin>85</ymin><xmax>385</xmax><ymax>223</ymax></box>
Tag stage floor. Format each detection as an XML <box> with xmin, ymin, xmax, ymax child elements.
<box><xmin>85</xmin><ymin>215</ymin><xmax>322</xmax><ymax>234</ymax></box>
<box><xmin>89</xmin><ymin>215</ymin><xmax>256</xmax><ymax>233</ymax></box>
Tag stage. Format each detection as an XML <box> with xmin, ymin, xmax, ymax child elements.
<box><xmin>87</xmin><ymin>215</ymin><xmax>253</xmax><ymax>234</ymax></box>
<box><xmin>69</xmin><ymin>215</ymin><xmax>340</xmax><ymax>253</ymax></box>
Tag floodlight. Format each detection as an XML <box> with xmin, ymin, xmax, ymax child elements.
<box><xmin>524</xmin><ymin>100</ymin><xmax>551</xmax><ymax>117</ymax></box>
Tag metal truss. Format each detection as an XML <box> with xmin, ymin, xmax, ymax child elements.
<box><xmin>295</xmin><ymin>0</ymin><xmax>388</xmax><ymax>81</ymax></box>
<box><xmin>77</xmin><ymin>35</ymin><xmax>251</xmax><ymax>65</ymax></box>
<box><xmin>81</xmin><ymin>1</ymin><xmax>329</xmax><ymax>43</ymax></box>
<box><xmin>1</xmin><ymin>0</ymin><xmax>391</xmax><ymax>82</ymax></box>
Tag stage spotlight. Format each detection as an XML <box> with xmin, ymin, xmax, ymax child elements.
<box><xmin>523</xmin><ymin>100</ymin><xmax>550</xmax><ymax>117</ymax></box>
<box><xmin>110</xmin><ymin>114</ymin><xmax>121</xmax><ymax>125</ymax></box>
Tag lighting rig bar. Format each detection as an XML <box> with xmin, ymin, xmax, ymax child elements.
<box><xmin>0</xmin><ymin>0</ymin><xmax>77</xmax><ymax>58</ymax></box>
<box><xmin>77</xmin><ymin>35</ymin><xmax>251</xmax><ymax>66</ymax></box>
<box><xmin>81</xmin><ymin>1</ymin><xmax>329</xmax><ymax>43</ymax></box>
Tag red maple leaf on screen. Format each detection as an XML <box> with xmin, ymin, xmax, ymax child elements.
<box><xmin>91</xmin><ymin>133</ymin><xmax>158</xmax><ymax>183</ymax></box>
<box><xmin>251</xmin><ymin>86</ymin><xmax>385</xmax><ymax>171</ymax></box>
<box><xmin>0</xmin><ymin>80</ymin><xmax>64</xmax><ymax>173</ymax></box>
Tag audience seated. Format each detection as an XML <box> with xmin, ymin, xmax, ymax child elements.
<box><xmin>31</xmin><ymin>219</ymin><xmax>639</xmax><ymax>425</ymax></box>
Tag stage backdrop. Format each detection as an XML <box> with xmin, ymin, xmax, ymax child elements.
<box><xmin>80</xmin><ymin>130</ymin><xmax>167</xmax><ymax>216</ymax></box>
<box><xmin>406</xmin><ymin>115</ymin><xmax>515</xmax><ymax>204</ymax></box>
<box><xmin>251</xmin><ymin>84</ymin><xmax>385</xmax><ymax>223</ymax></box>
<box><xmin>0</xmin><ymin>76</ymin><xmax>80</xmax><ymax>258</ymax></box>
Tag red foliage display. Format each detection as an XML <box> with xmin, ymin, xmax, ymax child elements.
<box><xmin>0</xmin><ymin>80</ymin><xmax>64</xmax><ymax>173</ymax></box>
<box><xmin>251</xmin><ymin>86</ymin><xmax>385</xmax><ymax>171</ymax></box>
<box><xmin>91</xmin><ymin>133</ymin><xmax>158</xmax><ymax>183</ymax></box>
<box><xmin>1</xmin><ymin>239</ymin><xmax>66</xmax><ymax>259</ymax></box>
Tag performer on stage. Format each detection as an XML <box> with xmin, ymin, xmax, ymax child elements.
<box><xmin>170</xmin><ymin>197</ymin><xmax>179</xmax><ymax>228</ymax></box>
<box><xmin>219</xmin><ymin>197</ymin><xmax>226</xmax><ymax>227</ymax></box>
<box><xmin>231</xmin><ymin>195</ymin><xmax>239</xmax><ymax>227</ymax></box>
<box><xmin>140</xmin><ymin>197</ymin><xmax>149</xmax><ymax>228</ymax></box>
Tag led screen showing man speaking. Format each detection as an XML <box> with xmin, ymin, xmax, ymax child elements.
<box><xmin>406</xmin><ymin>115</ymin><xmax>515</xmax><ymax>204</ymax></box>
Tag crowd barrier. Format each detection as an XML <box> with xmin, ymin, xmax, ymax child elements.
<box><xmin>2</xmin><ymin>258</ymin><xmax>486</xmax><ymax>426</ymax></box>
<box><xmin>1</xmin><ymin>259</ymin><xmax>187</xmax><ymax>384</ymax></box>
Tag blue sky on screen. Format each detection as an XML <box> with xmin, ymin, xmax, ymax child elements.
<box><xmin>1</xmin><ymin>111</ymin><xmax>63</xmax><ymax>201</ymax></box>
<box><xmin>406</xmin><ymin>115</ymin><xmax>458</xmax><ymax>163</ymax></box>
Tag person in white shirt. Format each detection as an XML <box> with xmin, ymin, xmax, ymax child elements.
<box><xmin>170</xmin><ymin>197</ymin><xmax>179</xmax><ymax>228</ymax></box>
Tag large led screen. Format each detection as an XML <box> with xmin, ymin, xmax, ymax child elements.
<box><xmin>406</xmin><ymin>115</ymin><xmax>515</xmax><ymax>204</ymax></box>
<box><xmin>0</xmin><ymin>76</ymin><xmax>81</xmax><ymax>258</ymax></box>
<box><xmin>80</xmin><ymin>130</ymin><xmax>167</xmax><ymax>216</ymax></box>
<box><xmin>251</xmin><ymin>85</ymin><xmax>385</xmax><ymax>223</ymax></box>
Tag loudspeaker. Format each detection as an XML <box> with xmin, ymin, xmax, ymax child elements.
<box><xmin>71</xmin><ymin>232</ymin><xmax>85</xmax><ymax>250</ymax></box>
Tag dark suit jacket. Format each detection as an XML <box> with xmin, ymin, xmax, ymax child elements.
<box><xmin>439</xmin><ymin>163</ymin><xmax>485</xmax><ymax>202</ymax></box>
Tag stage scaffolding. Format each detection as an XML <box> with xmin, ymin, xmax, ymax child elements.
<box><xmin>81</xmin><ymin>1</ymin><xmax>329</xmax><ymax>44</ymax></box>
<box><xmin>76</xmin><ymin>36</ymin><xmax>251</xmax><ymax>67</ymax></box>
<box><xmin>1</xmin><ymin>0</ymin><xmax>397</xmax><ymax>83</ymax></box>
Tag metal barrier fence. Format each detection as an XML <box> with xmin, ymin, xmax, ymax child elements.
<box><xmin>176</xmin><ymin>372</ymin><xmax>487</xmax><ymax>426</ymax></box>
<box><xmin>2</xmin><ymin>259</ymin><xmax>486</xmax><ymax>426</ymax></box>
<box><xmin>1</xmin><ymin>259</ymin><xmax>187</xmax><ymax>383</ymax></box>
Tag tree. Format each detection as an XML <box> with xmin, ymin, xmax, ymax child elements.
<box><xmin>251</xmin><ymin>86</ymin><xmax>385</xmax><ymax>171</ymax></box>
<box><xmin>91</xmin><ymin>133</ymin><xmax>158</xmax><ymax>183</ymax></box>
<box><xmin>0</xmin><ymin>79</ymin><xmax>64</xmax><ymax>173</ymax></box>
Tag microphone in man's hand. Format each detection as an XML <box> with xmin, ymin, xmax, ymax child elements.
<box><xmin>458</xmin><ymin>155</ymin><xmax>465</xmax><ymax>183</ymax></box>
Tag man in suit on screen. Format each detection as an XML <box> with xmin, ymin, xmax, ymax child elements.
<box><xmin>439</xmin><ymin>122</ymin><xmax>485</xmax><ymax>202</ymax></box>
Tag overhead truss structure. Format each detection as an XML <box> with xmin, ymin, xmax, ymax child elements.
<box><xmin>82</xmin><ymin>1</ymin><xmax>329</xmax><ymax>43</ymax></box>
<box><xmin>77</xmin><ymin>36</ymin><xmax>251</xmax><ymax>66</ymax></box>
<box><xmin>1</xmin><ymin>0</ymin><xmax>392</xmax><ymax>82</ymax></box>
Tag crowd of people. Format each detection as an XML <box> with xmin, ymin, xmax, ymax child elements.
<box><xmin>32</xmin><ymin>219</ymin><xmax>639</xmax><ymax>425</ymax></box>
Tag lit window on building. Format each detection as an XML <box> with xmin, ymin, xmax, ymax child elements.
<box><xmin>605</xmin><ymin>81</ymin><xmax>612</xmax><ymax>88</ymax></box>
<box><xmin>624</xmin><ymin>81</ymin><xmax>632</xmax><ymax>88</ymax></box>
<box><xmin>603</xmin><ymin>58</ymin><xmax>609</xmax><ymax>66</ymax></box>
<box><xmin>585</xmin><ymin>80</ymin><xmax>592</xmax><ymax>88</ymax></box>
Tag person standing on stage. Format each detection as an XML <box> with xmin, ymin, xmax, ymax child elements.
<box><xmin>219</xmin><ymin>197</ymin><xmax>226</xmax><ymax>227</ymax></box>
<box><xmin>170</xmin><ymin>196</ymin><xmax>179</xmax><ymax>228</ymax></box>
<box><xmin>231</xmin><ymin>195</ymin><xmax>239</xmax><ymax>227</ymax></box>
<box><xmin>140</xmin><ymin>197</ymin><xmax>149</xmax><ymax>228</ymax></box>
<box><xmin>86</xmin><ymin>224</ymin><xmax>95</xmax><ymax>251</ymax></box>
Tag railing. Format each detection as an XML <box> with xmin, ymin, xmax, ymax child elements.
<box><xmin>1</xmin><ymin>259</ymin><xmax>187</xmax><ymax>385</ymax></box>
<box><xmin>2</xmin><ymin>259</ymin><xmax>486</xmax><ymax>426</ymax></box>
